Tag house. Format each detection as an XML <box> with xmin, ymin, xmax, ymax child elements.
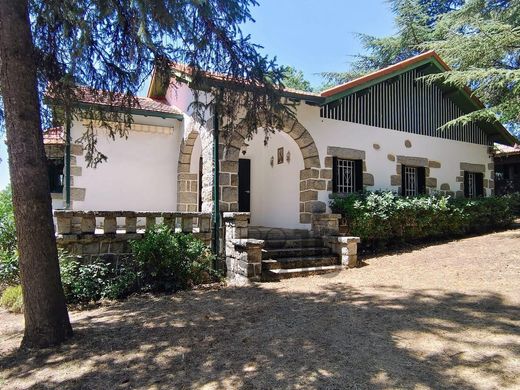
<box><xmin>494</xmin><ymin>144</ymin><xmax>520</xmax><ymax>195</ymax></box>
<box><xmin>46</xmin><ymin>51</ymin><xmax>516</xmax><ymax>230</ymax></box>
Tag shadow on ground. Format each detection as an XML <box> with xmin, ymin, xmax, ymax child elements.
<box><xmin>1</xmin><ymin>282</ymin><xmax>519</xmax><ymax>389</ymax></box>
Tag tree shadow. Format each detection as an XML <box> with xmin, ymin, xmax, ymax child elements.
<box><xmin>1</xmin><ymin>282</ymin><xmax>519</xmax><ymax>389</ymax></box>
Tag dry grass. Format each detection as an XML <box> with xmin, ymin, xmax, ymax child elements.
<box><xmin>1</xmin><ymin>228</ymin><xmax>520</xmax><ymax>389</ymax></box>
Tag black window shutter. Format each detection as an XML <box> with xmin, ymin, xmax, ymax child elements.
<box><xmin>418</xmin><ymin>167</ymin><xmax>426</xmax><ymax>195</ymax></box>
<box><xmin>476</xmin><ymin>173</ymin><xmax>484</xmax><ymax>197</ymax></box>
<box><xmin>355</xmin><ymin>160</ymin><xmax>363</xmax><ymax>192</ymax></box>
<box><xmin>463</xmin><ymin>171</ymin><xmax>469</xmax><ymax>197</ymax></box>
<box><xmin>332</xmin><ymin>157</ymin><xmax>338</xmax><ymax>193</ymax></box>
<box><xmin>401</xmin><ymin>164</ymin><xmax>406</xmax><ymax>196</ymax></box>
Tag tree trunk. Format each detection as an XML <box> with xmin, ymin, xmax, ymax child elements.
<box><xmin>0</xmin><ymin>0</ymin><xmax>72</xmax><ymax>348</ymax></box>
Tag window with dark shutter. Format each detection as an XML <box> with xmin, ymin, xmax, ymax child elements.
<box><xmin>333</xmin><ymin>158</ymin><xmax>363</xmax><ymax>194</ymax></box>
<box><xmin>464</xmin><ymin>171</ymin><xmax>484</xmax><ymax>198</ymax></box>
<box><xmin>417</xmin><ymin>167</ymin><xmax>426</xmax><ymax>195</ymax></box>
<box><xmin>48</xmin><ymin>160</ymin><xmax>64</xmax><ymax>193</ymax></box>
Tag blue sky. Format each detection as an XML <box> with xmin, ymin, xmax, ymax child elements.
<box><xmin>0</xmin><ymin>0</ymin><xmax>395</xmax><ymax>189</ymax></box>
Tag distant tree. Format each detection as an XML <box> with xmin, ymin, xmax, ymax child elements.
<box><xmin>321</xmin><ymin>0</ymin><xmax>462</xmax><ymax>86</ymax></box>
<box><xmin>423</xmin><ymin>0</ymin><xmax>520</xmax><ymax>135</ymax></box>
<box><xmin>0</xmin><ymin>0</ymin><xmax>289</xmax><ymax>349</ymax></box>
<box><xmin>282</xmin><ymin>66</ymin><xmax>314</xmax><ymax>92</ymax></box>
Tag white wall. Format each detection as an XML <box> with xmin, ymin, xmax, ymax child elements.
<box><xmin>70</xmin><ymin>115</ymin><xmax>181</xmax><ymax>211</ymax></box>
<box><xmin>242</xmin><ymin>130</ymin><xmax>305</xmax><ymax>229</ymax></box>
<box><xmin>296</xmin><ymin>104</ymin><xmax>494</xmax><ymax>211</ymax></box>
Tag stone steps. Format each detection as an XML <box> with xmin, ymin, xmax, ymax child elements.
<box><xmin>263</xmin><ymin>265</ymin><xmax>344</xmax><ymax>281</ymax></box>
<box><xmin>263</xmin><ymin>238</ymin><xmax>324</xmax><ymax>249</ymax></box>
<box><xmin>249</xmin><ymin>226</ymin><xmax>315</xmax><ymax>241</ymax></box>
<box><xmin>262</xmin><ymin>255</ymin><xmax>339</xmax><ymax>270</ymax></box>
<box><xmin>262</xmin><ymin>247</ymin><xmax>332</xmax><ymax>259</ymax></box>
<box><xmin>259</xmin><ymin>230</ymin><xmax>343</xmax><ymax>281</ymax></box>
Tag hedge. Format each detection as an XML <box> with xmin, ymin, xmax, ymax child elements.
<box><xmin>330</xmin><ymin>191</ymin><xmax>518</xmax><ymax>251</ymax></box>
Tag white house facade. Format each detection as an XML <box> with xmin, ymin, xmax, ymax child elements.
<box><xmin>46</xmin><ymin>51</ymin><xmax>517</xmax><ymax>230</ymax></box>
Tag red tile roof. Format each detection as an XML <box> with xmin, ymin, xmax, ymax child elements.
<box><xmin>76</xmin><ymin>87</ymin><xmax>183</xmax><ymax>116</ymax></box>
<box><xmin>43</xmin><ymin>126</ymin><xmax>64</xmax><ymax>145</ymax></box>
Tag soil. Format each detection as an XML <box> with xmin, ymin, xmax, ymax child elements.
<box><xmin>1</xmin><ymin>228</ymin><xmax>519</xmax><ymax>389</ymax></box>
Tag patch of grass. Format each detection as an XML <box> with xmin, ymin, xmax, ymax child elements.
<box><xmin>0</xmin><ymin>285</ymin><xmax>23</xmax><ymax>313</ymax></box>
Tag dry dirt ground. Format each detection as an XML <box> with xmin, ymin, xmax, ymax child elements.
<box><xmin>1</xmin><ymin>228</ymin><xmax>520</xmax><ymax>390</ymax></box>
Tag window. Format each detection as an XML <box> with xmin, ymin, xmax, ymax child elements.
<box><xmin>332</xmin><ymin>158</ymin><xmax>363</xmax><ymax>194</ymax></box>
<box><xmin>48</xmin><ymin>160</ymin><xmax>64</xmax><ymax>193</ymax></box>
<box><xmin>401</xmin><ymin>165</ymin><xmax>426</xmax><ymax>196</ymax></box>
<box><xmin>464</xmin><ymin>171</ymin><xmax>484</xmax><ymax>198</ymax></box>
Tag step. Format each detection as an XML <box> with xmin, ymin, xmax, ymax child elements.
<box><xmin>262</xmin><ymin>247</ymin><xmax>332</xmax><ymax>259</ymax></box>
<box><xmin>262</xmin><ymin>265</ymin><xmax>344</xmax><ymax>281</ymax></box>
<box><xmin>249</xmin><ymin>227</ymin><xmax>314</xmax><ymax>240</ymax></box>
<box><xmin>262</xmin><ymin>255</ymin><xmax>339</xmax><ymax>270</ymax></box>
<box><xmin>263</xmin><ymin>238</ymin><xmax>324</xmax><ymax>249</ymax></box>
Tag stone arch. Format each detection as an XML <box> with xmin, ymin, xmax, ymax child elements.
<box><xmin>212</xmin><ymin>118</ymin><xmax>324</xmax><ymax>224</ymax></box>
<box><xmin>177</xmin><ymin>129</ymin><xmax>200</xmax><ymax>212</ymax></box>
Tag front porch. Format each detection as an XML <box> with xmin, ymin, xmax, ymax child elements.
<box><xmin>53</xmin><ymin>210</ymin><xmax>360</xmax><ymax>284</ymax></box>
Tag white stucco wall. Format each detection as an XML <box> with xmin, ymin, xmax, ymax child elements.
<box><xmin>70</xmin><ymin>115</ymin><xmax>181</xmax><ymax>211</ymax></box>
<box><xmin>296</xmin><ymin>104</ymin><xmax>494</xmax><ymax>211</ymax></box>
<box><xmin>242</xmin><ymin>130</ymin><xmax>305</xmax><ymax>229</ymax></box>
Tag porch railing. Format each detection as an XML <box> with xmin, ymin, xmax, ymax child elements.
<box><xmin>54</xmin><ymin>210</ymin><xmax>212</xmax><ymax>236</ymax></box>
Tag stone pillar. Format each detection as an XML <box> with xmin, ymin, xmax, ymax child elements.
<box><xmin>324</xmin><ymin>236</ymin><xmax>361</xmax><ymax>268</ymax></box>
<box><xmin>223</xmin><ymin>212</ymin><xmax>250</xmax><ymax>240</ymax></box>
<box><xmin>223</xmin><ymin>212</ymin><xmax>264</xmax><ymax>285</ymax></box>
<box><xmin>311</xmin><ymin>213</ymin><xmax>341</xmax><ymax>236</ymax></box>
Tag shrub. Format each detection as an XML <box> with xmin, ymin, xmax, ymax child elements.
<box><xmin>0</xmin><ymin>249</ymin><xmax>19</xmax><ymax>287</ymax></box>
<box><xmin>0</xmin><ymin>285</ymin><xmax>23</xmax><ymax>313</ymax></box>
<box><xmin>331</xmin><ymin>191</ymin><xmax>515</xmax><ymax>251</ymax></box>
<box><xmin>131</xmin><ymin>224</ymin><xmax>215</xmax><ymax>292</ymax></box>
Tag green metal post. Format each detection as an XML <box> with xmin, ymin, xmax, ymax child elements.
<box><xmin>64</xmin><ymin>108</ymin><xmax>71</xmax><ymax>209</ymax></box>
<box><xmin>212</xmin><ymin>107</ymin><xmax>220</xmax><ymax>259</ymax></box>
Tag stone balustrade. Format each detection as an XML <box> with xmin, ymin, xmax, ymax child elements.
<box><xmin>54</xmin><ymin>210</ymin><xmax>212</xmax><ymax>236</ymax></box>
<box><xmin>53</xmin><ymin>210</ymin><xmax>213</xmax><ymax>262</ymax></box>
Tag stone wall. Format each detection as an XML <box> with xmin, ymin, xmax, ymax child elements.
<box><xmin>185</xmin><ymin>115</ymin><xmax>325</xmax><ymax>224</ymax></box>
<box><xmin>55</xmin><ymin>210</ymin><xmax>212</xmax><ymax>263</ymax></box>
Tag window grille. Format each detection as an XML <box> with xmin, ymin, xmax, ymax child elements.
<box><xmin>404</xmin><ymin>166</ymin><xmax>418</xmax><ymax>196</ymax></box>
<box><xmin>336</xmin><ymin>159</ymin><xmax>356</xmax><ymax>193</ymax></box>
<box><xmin>467</xmin><ymin>172</ymin><xmax>476</xmax><ymax>198</ymax></box>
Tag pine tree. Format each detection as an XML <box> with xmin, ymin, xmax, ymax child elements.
<box><xmin>282</xmin><ymin>66</ymin><xmax>314</xmax><ymax>92</ymax></box>
<box><xmin>321</xmin><ymin>0</ymin><xmax>461</xmax><ymax>86</ymax></box>
<box><xmin>0</xmin><ymin>0</ymin><xmax>289</xmax><ymax>349</ymax></box>
<box><xmin>424</xmin><ymin>0</ymin><xmax>520</xmax><ymax>134</ymax></box>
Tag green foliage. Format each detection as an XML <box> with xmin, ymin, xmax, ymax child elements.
<box><xmin>321</xmin><ymin>0</ymin><xmax>459</xmax><ymax>86</ymax></box>
<box><xmin>331</xmin><ymin>191</ymin><xmax>515</xmax><ymax>250</ymax></box>
<box><xmin>0</xmin><ymin>186</ymin><xmax>18</xmax><ymax>288</ymax></box>
<box><xmin>423</xmin><ymin>0</ymin><xmax>520</xmax><ymax>134</ymax></box>
<box><xmin>0</xmin><ymin>187</ymin><xmax>16</xmax><ymax>254</ymax></box>
<box><xmin>0</xmin><ymin>285</ymin><xmax>23</xmax><ymax>313</ymax></box>
<box><xmin>1</xmin><ymin>0</ymin><xmax>294</xmax><ymax>165</ymax></box>
<box><xmin>59</xmin><ymin>225</ymin><xmax>215</xmax><ymax>304</ymax></box>
<box><xmin>131</xmin><ymin>224</ymin><xmax>215</xmax><ymax>292</ymax></box>
<box><xmin>282</xmin><ymin>66</ymin><xmax>314</xmax><ymax>92</ymax></box>
<box><xmin>0</xmin><ymin>250</ymin><xmax>19</xmax><ymax>287</ymax></box>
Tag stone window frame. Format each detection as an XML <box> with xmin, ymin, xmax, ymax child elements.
<box><xmin>324</xmin><ymin>146</ymin><xmax>374</xmax><ymax>196</ymax></box>
<box><xmin>391</xmin><ymin>155</ymin><xmax>439</xmax><ymax>196</ymax></box>
<box><xmin>457</xmin><ymin>162</ymin><xmax>494</xmax><ymax>197</ymax></box>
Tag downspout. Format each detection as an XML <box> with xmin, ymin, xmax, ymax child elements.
<box><xmin>64</xmin><ymin>107</ymin><xmax>71</xmax><ymax>209</ymax></box>
<box><xmin>212</xmin><ymin>104</ymin><xmax>220</xmax><ymax>261</ymax></box>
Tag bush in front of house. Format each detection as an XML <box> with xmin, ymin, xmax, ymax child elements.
<box><xmin>330</xmin><ymin>191</ymin><xmax>515</xmax><ymax>250</ymax></box>
<box><xmin>0</xmin><ymin>186</ymin><xmax>18</xmax><ymax>289</ymax></box>
<box><xmin>130</xmin><ymin>224</ymin><xmax>216</xmax><ymax>292</ymax></box>
<box><xmin>59</xmin><ymin>225</ymin><xmax>216</xmax><ymax>304</ymax></box>
<box><xmin>0</xmin><ymin>285</ymin><xmax>23</xmax><ymax>313</ymax></box>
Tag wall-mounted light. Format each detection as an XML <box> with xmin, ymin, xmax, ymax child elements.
<box><xmin>286</xmin><ymin>151</ymin><xmax>291</xmax><ymax>164</ymax></box>
<box><xmin>270</xmin><ymin>156</ymin><xmax>274</xmax><ymax>167</ymax></box>
<box><xmin>241</xmin><ymin>143</ymin><xmax>249</xmax><ymax>156</ymax></box>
